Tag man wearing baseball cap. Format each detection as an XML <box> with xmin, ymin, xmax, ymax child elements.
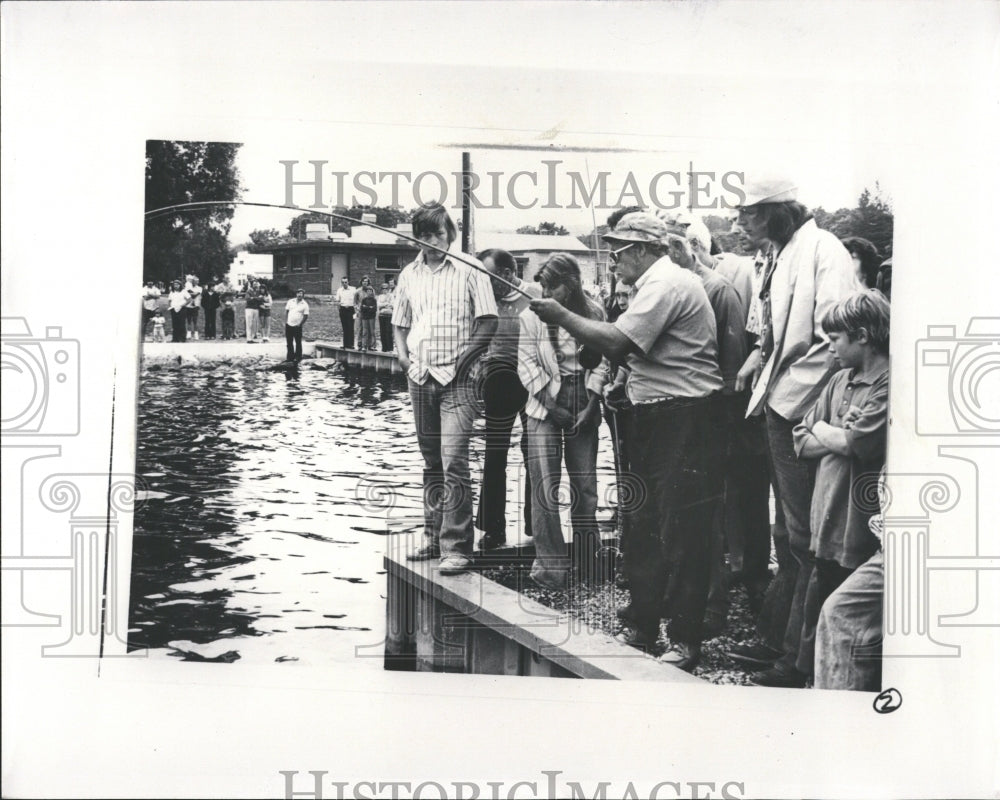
<box><xmin>530</xmin><ymin>211</ymin><xmax>723</xmax><ymax>671</ymax></box>
<box><xmin>726</xmin><ymin>177</ymin><xmax>863</xmax><ymax>687</ymax></box>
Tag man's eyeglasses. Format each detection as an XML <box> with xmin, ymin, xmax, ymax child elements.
<box><xmin>609</xmin><ymin>243</ymin><xmax>636</xmax><ymax>263</ymax></box>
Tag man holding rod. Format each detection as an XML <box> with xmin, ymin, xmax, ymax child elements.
<box><xmin>392</xmin><ymin>202</ymin><xmax>498</xmax><ymax>576</ymax></box>
<box><xmin>529</xmin><ymin>211</ymin><xmax>723</xmax><ymax>671</ymax></box>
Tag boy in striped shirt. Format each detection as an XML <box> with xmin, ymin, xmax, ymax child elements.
<box><xmin>392</xmin><ymin>203</ymin><xmax>498</xmax><ymax>575</ymax></box>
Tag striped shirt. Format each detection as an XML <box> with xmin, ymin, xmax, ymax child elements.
<box><xmin>391</xmin><ymin>250</ymin><xmax>498</xmax><ymax>385</ymax></box>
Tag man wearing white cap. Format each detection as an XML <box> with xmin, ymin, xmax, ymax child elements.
<box><xmin>530</xmin><ymin>211</ymin><xmax>723</xmax><ymax>671</ymax></box>
<box><xmin>728</xmin><ymin>177</ymin><xmax>862</xmax><ymax>687</ymax></box>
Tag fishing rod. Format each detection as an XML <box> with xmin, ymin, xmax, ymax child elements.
<box><xmin>144</xmin><ymin>200</ymin><xmax>533</xmax><ymax>299</ymax></box>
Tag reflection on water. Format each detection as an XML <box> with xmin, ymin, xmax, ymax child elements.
<box><xmin>129</xmin><ymin>364</ymin><xmax>428</xmax><ymax>665</ymax></box>
<box><xmin>130</xmin><ymin>362</ymin><xmax>617</xmax><ymax>666</ymax></box>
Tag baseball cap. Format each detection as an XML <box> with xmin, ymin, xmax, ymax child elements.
<box><xmin>603</xmin><ymin>212</ymin><xmax>669</xmax><ymax>243</ymax></box>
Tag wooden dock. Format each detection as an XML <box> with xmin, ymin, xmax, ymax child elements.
<box><xmin>383</xmin><ymin>542</ymin><xmax>702</xmax><ymax>682</ymax></box>
<box><xmin>312</xmin><ymin>341</ymin><xmax>403</xmax><ymax>373</ymax></box>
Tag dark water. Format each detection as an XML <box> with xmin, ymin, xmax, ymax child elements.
<box><xmin>129</xmin><ymin>362</ymin><xmax>619</xmax><ymax>665</ymax></box>
<box><xmin>129</xmin><ymin>364</ymin><xmax>425</xmax><ymax>665</ymax></box>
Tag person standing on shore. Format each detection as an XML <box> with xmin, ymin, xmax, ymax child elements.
<box><xmin>184</xmin><ymin>276</ymin><xmax>202</xmax><ymax>341</ymax></box>
<box><xmin>359</xmin><ymin>285</ymin><xmax>378</xmax><ymax>351</ymax></box>
<box><xmin>220</xmin><ymin>299</ymin><xmax>235</xmax><ymax>340</ymax></box>
<box><xmin>202</xmin><ymin>281</ymin><xmax>221</xmax><ymax>340</ymax></box>
<box><xmin>354</xmin><ymin>276</ymin><xmax>373</xmax><ymax>349</ymax></box>
<box><xmin>284</xmin><ymin>289</ymin><xmax>309</xmax><ymax>362</ymax></box>
<box><xmin>167</xmin><ymin>280</ymin><xmax>189</xmax><ymax>343</ymax></box>
<box><xmin>244</xmin><ymin>279</ymin><xmax>262</xmax><ymax>343</ymax></box>
<box><xmin>377</xmin><ymin>281</ymin><xmax>395</xmax><ymax>352</ymax></box>
<box><xmin>259</xmin><ymin>284</ymin><xmax>273</xmax><ymax>342</ymax></box>
<box><xmin>336</xmin><ymin>276</ymin><xmax>356</xmax><ymax>349</ymax></box>
<box><xmin>141</xmin><ymin>281</ymin><xmax>161</xmax><ymax>339</ymax></box>
<box><xmin>392</xmin><ymin>202</ymin><xmax>498</xmax><ymax>576</ymax></box>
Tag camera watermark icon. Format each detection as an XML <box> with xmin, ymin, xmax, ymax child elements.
<box><xmin>1</xmin><ymin>316</ymin><xmax>80</xmax><ymax>437</ymax></box>
<box><xmin>915</xmin><ymin>317</ymin><xmax>1000</xmax><ymax>435</ymax></box>
<box><xmin>1</xmin><ymin>471</ymin><xmax>147</xmax><ymax>658</ymax></box>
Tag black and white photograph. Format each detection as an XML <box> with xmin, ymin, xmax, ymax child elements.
<box><xmin>3</xmin><ymin>3</ymin><xmax>999</xmax><ymax>798</ymax></box>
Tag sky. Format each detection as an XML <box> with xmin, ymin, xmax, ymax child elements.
<box><xmin>221</xmin><ymin>53</ymin><xmax>901</xmax><ymax>244</ymax></box>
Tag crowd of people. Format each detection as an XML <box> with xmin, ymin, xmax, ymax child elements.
<box><xmin>336</xmin><ymin>276</ymin><xmax>399</xmax><ymax>352</ymax></box>
<box><xmin>140</xmin><ymin>276</ymin><xmax>312</xmax><ymax>361</ymax></box>
<box><xmin>392</xmin><ymin>188</ymin><xmax>889</xmax><ymax>691</ymax></box>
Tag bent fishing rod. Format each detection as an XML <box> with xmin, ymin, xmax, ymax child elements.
<box><xmin>144</xmin><ymin>200</ymin><xmax>533</xmax><ymax>299</ymax></box>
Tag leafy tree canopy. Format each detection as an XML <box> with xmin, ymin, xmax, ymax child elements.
<box><xmin>144</xmin><ymin>140</ymin><xmax>243</xmax><ymax>283</ymax></box>
<box><xmin>517</xmin><ymin>221</ymin><xmax>570</xmax><ymax>236</ymax></box>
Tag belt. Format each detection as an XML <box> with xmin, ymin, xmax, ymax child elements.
<box><xmin>628</xmin><ymin>393</ymin><xmax>716</xmax><ymax>414</ymax></box>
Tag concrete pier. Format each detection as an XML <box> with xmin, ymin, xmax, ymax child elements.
<box><xmin>312</xmin><ymin>342</ymin><xmax>403</xmax><ymax>373</ymax></box>
<box><xmin>384</xmin><ymin>544</ymin><xmax>703</xmax><ymax>682</ymax></box>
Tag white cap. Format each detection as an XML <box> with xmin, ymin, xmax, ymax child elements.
<box><xmin>737</xmin><ymin>176</ymin><xmax>798</xmax><ymax>207</ymax></box>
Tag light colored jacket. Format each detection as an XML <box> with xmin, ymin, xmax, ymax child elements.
<box><xmin>748</xmin><ymin>219</ymin><xmax>863</xmax><ymax>421</ymax></box>
<box><xmin>517</xmin><ymin>307</ymin><xmax>608</xmax><ymax>421</ymax></box>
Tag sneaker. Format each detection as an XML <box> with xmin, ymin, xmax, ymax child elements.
<box><xmin>263</xmin><ymin>338</ymin><xmax>269</xmax><ymax>342</ymax></box>
<box><xmin>437</xmin><ymin>555</ymin><xmax>471</xmax><ymax>575</ymax></box>
<box><xmin>725</xmin><ymin>641</ymin><xmax>783</xmax><ymax>670</ymax></box>
<box><xmin>405</xmin><ymin>543</ymin><xmax>440</xmax><ymax>562</ymax></box>
<box><xmin>750</xmin><ymin>666</ymin><xmax>807</xmax><ymax>688</ymax></box>
<box><xmin>615</xmin><ymin>628</ymin><xmax>661</xmax><ymax>654</ymax></box>
<box><xmin>659</xmin><ymin>642</ymin><xmax>701</xmax><ymax>672</ymax></box>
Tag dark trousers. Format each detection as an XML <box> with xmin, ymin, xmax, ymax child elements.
<box><xmin>170</xmin><ymin>309</ymin><xmax>186</xmax><ymax>342</ymax></box>
<box><xmin>795</xmin><ymin>558</ymin><xmax>854</xmax><ymax>677</ymax></box>
<box><xmin>624</xmin><ymin>395</ymin><xmax>721</xmax><ymax>646</ymax></box>
<box><xmin>339</xmin><ymin>307</ymin><xmax>355</xmax><ymax>348</ymax></box>
<box><xmin>285</xmin><ymin>324</ymin><xmax>303</xmax><ymax>361</ymax></box>
<box><xmin>726</xmin><ymin>398</ymin><xmax>772</xmax><ymax>588</ymax></box>
<box><xmin>765</xmin><ymin>407</ymin><xmax>817</xmax><ymax>676</ymax></box>
<box><xmin>379</xmin><ymin>315</ymin><xmax>394</xmax><ymax>352</ymax></box>
<box><xmin>475</xmin><ymin>362</ymin><xmax>531</xmax><ymax>540</ymax></box>
<box><xmin>204</xmin><ymin>310</ymin><xmax>217</xmax><ymax>339</ymax></box>
<box><xmin>221</xmin><ymin>315</ymin><xmax>235</xmax><ymax>339</ymax></box>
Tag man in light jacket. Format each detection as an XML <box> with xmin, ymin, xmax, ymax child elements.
<box><xmin>729</xmin><ymin>177</ymin><xmax>863</xmax><ymax>687</ymax></box>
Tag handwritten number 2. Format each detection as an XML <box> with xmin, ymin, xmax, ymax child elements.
<box><xmin>873</xmin><ymin>687</ymin><xmax>902</xmax><ymax>713</ymax></box>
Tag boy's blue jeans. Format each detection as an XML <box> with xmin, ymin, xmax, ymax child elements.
<box><xmin>408</xmin><ymin>376</ymin><xmax>477</xmax><ymax>557</ymax></box>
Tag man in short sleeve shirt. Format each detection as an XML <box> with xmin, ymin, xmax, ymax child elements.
<box><xmin>391</xmin><ymin>203</ymin><xmax>498</xmax><ymax>575</ymax></box>
<box><xmin>530</xmin><ymin>211</ymin><xmax>722</xmax><ymax>671</ymax></box>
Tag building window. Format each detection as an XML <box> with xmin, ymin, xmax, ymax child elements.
<box><xmin>514</xmin><ymin>257</ymin><xmax>528</xmax><ymax>278</ymax></box>
<box><xmin>307</xmin><ymin>253</ymin><xmax>320</xmax><ymax>272</ymax></box>
<box><xmin>376</xmin><ymin>254</ymin><xmax>400</xmax><ymax>271</ymax></box>
<box><xmin>290</xmin><ymin>254</ymin><xmax>303</xmax><ymax>272</ymax></box>
<box><xmin>275</xmin><ymin>254</ymin><xmax>288</xmax><ymax>273</ymax></box>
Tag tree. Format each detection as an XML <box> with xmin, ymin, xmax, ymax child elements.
<box><xmin>144</xmin><ymin>140</ymin><xmax>243</xmax><ymax>283</ymax></box>
<box><xmin>247</xmin><ymin>228</ymin><xmax>284</xmax><ymax>252</ymax></box>
<box><xmin>812</xmin><ymin>184</ymin><xmax>893</xmax><ymax>259</ymax></box>
<box><xmin>517</xmin><ymin>221</ymin><xmax>570</xmax><ymax>236</ymax></box>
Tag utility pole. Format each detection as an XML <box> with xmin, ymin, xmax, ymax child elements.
<box><xmin>461</xmin><ymin>152</ymin><xmax>474</xmax><ymax>255</ymax></box>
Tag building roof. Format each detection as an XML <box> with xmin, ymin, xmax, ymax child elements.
<box><xmin>477</xmin><ymin>232</ymin><xmax>592</xmax><ymax>254</ymax></box>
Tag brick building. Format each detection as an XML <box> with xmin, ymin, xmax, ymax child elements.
<box><xmin>264</xmin><ymin>219</ymin><xmax>606</xmax><ymax>294</ymax></box>
<box><xmin>264</xmin><ymin>218</ymin><xmax>418</xmax><ymax>294</ymax></box>
<box><xmin>475</xmin><ymin>232</ymin><xmax>602</xmax><ymax>284</ymax></box>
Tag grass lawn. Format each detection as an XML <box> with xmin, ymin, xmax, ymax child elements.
<box><xmin>149</xmin><ymin>295</ymin><xmax>364</xmax><ymax>345</ymax></box>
